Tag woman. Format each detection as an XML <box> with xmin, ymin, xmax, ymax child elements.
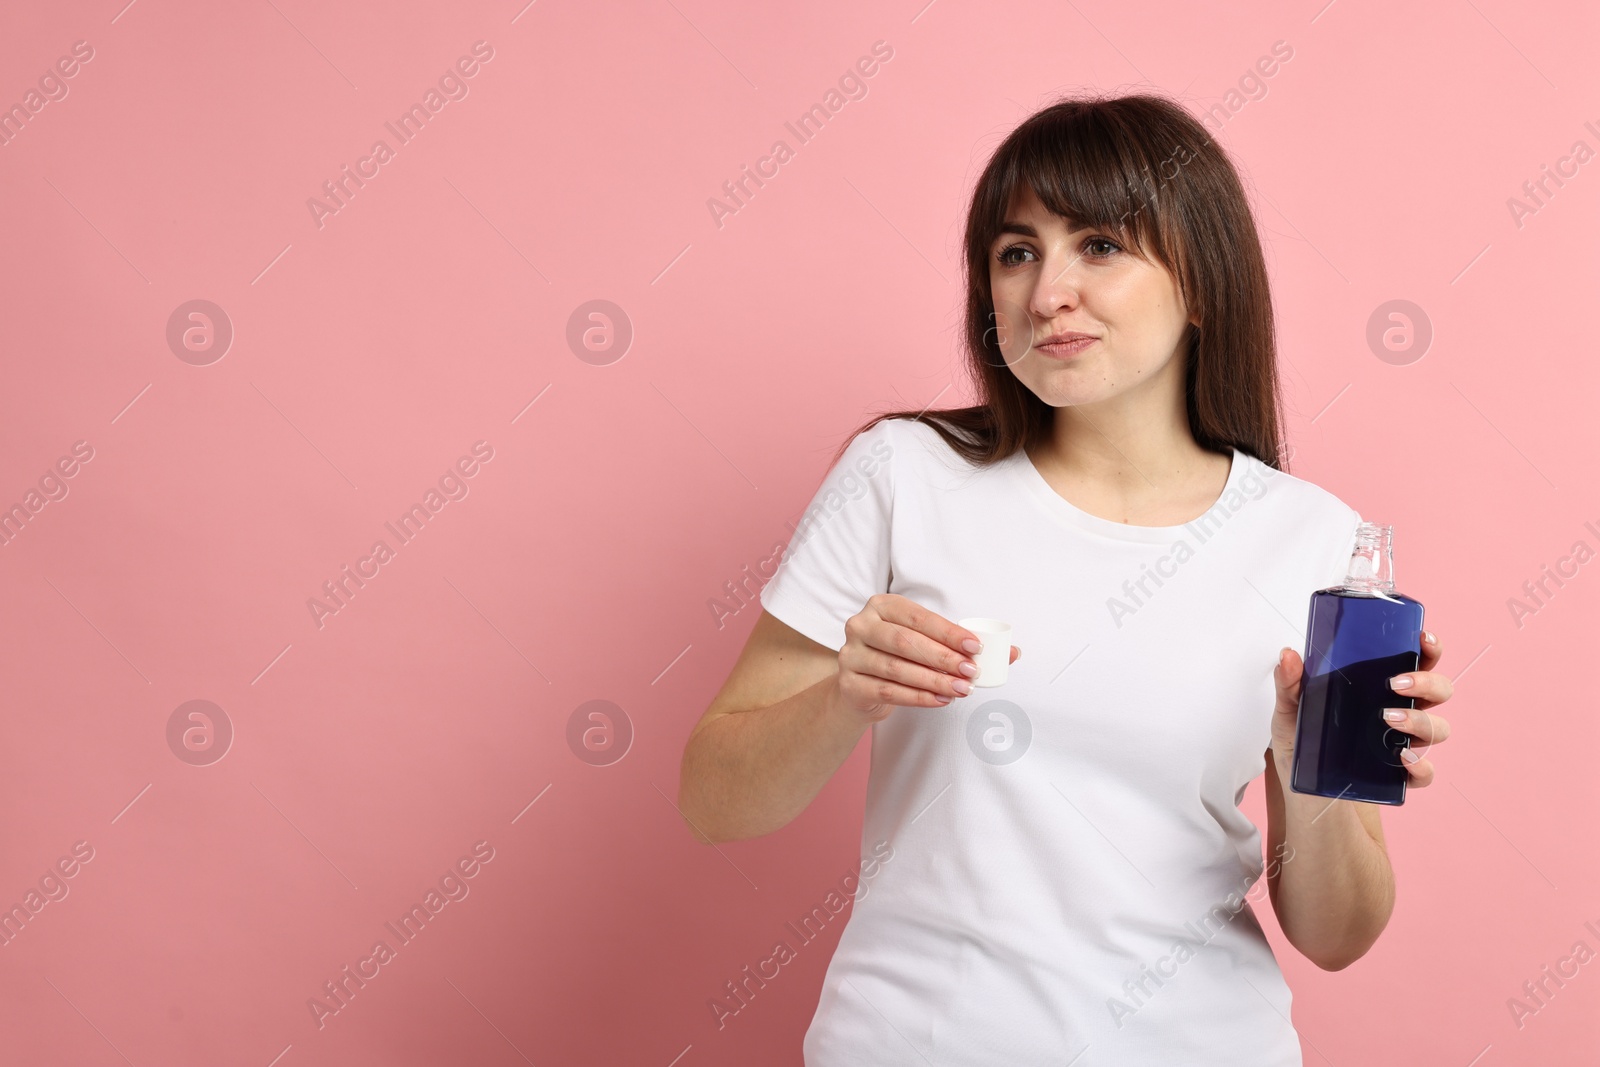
<box><xmin>678</xmin><ymin>92</ymin><xmax>1454</xmax><ymax>1065</ymax></box>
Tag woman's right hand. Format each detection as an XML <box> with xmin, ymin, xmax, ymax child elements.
<box><xmin>834</xmin><ymin>593</ymin><xmax>1021</xmax><ymax>723</ymax></box>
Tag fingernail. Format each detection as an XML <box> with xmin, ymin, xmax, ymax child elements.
<box><xmin>951</xmin><ymin>679</ymin><xmax>973</xmax><ymax>696</ymax></box>
<box><xmin>1400</xmin><ymin>748</ymin><xmax>1420</xmax><ymax>764</ymax></box>
<box><xmin>1382</xmin><ymin>709</ymin><xmax>1406</xmax><ymax>722</ymax></box>
<box><xmin>958</xmin><ymin>661</ymin><xmax>978</xmax><ymax>678</ymax></box>
<box><xmin>1423</xmin><ymin>631</ymin><xmax>1437</xmax><ymax>645</ymax></box>
<box><xmin>963</xmin><ymin>638</ymin><xmax>983</xmax><ymax>654</ymax></box>
<box><xmin>1390</xmin><ymin>675</ymin><xmax>1413</xmax><ymax>690</ymax></box>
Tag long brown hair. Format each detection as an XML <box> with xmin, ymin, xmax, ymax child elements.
<box><xmin>831</xmin><ymin>91</ymin><xmax>1287</xmax><ymax>473</ymax></box>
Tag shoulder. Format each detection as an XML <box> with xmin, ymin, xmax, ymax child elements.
<box><xmin>1238</xmin><ymin>450</ymin><xmax>1362</xmax><ymax>565</ymax></box>
<box><xmin>832</xmin><ymin>417</ymin><xmax>901</xmax><ymax>479</ymax></box>
<box><xmin>868</xmin><ymin>414</ymin><xmax>986</xmax><ymax>473</ymax></box>
<box><xmin>832</xmin><ymin>416</ymin><xmax>949</xmax><ymax>481</ymax></box>
<box><xmin>861</xmin><ymin>417</ymin><xmax>1002</xmax><ymax>505</ymax></box>
<box><xmin>1243</xmin><ymin>452</ymin><xmax>1355</xmax><ymax>518</ymax></box>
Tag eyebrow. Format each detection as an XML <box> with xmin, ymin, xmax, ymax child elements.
<box><xmin>995</xmin><ymin>218</ymin><xmax>1101</xmax><ymax>239</ymax></box>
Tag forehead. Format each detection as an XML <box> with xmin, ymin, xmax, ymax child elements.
<box><xmin>995</xmin><ymin>181</ymin><xmax>1151</xmax><ymax>248</ymax></box>
<box><xmin>996</xmin><ymin>191</ymin><xmax>1099</xmax><ymax>239</ymax></box>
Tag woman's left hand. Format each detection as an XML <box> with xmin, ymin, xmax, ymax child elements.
<box><xmin>1271</xmin><ymin>629</ymin><xmax>1454</xmax><ymax>788</ymax></box>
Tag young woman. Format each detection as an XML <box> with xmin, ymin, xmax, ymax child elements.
<box><xmin>678</xmin><ymin>93</ymin><xmax>1454</xmax><ymax>1065</ymax></box>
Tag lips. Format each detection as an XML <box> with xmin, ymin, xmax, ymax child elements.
<box><xmin>1037</xmin><ymin>331</ymin><xmax>1096</xmax><ymax>346</ymax></box>
<box><xmin>1035</xmin><ymin>333</ymin><xmax>1097</xmax><ymax>359</ymax></box>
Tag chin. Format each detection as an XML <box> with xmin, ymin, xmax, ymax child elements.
<box><xmin>1021</xmin><ymin>373</ymin><xmax>1111</xmax><ymax>409</ymax></box>
<box><xmin>1048</xmin><ymin>394</ymin><xmax>1111</xmax><ymax>409</ymax></box>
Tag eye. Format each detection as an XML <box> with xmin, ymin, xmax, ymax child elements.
<box><xmin>995</xmin><ymin>236</ymin><xmax>1123</xmax><ymax>268</ymax></box>
<box><xmin>995</xmin><ymin>243</ymin><xmax>1034</xmax><ymax>268</ymax></box>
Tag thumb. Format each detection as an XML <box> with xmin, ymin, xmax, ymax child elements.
<box><xmin>1273</xmin><ymin>647</ymin><xmax>1302</xmax><ymax>708</ymax></box>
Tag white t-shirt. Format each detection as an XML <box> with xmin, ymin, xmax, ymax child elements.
<box><xmin>758</xmin><ymin>415</ymin><xmax>1362</xmax><ymax>1067</ymax></box>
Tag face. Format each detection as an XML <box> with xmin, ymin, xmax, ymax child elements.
<box><xmin>987</xmin><ymin>185</ymin><xmax>1197</xmax><ymax>411</ymax></box>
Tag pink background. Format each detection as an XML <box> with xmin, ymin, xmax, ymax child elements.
<box><xmin>0</xmin><ymin>0</ymin><xmax>1596</xmax><ymax>1063</ymax></box>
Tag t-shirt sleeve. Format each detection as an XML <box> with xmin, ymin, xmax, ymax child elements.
<box><xmin>758</xmin><ymin>418</ymin><xmax>898</xmax><ymax>652</ymax></box>
<box><xmin>1320</xmin><ymin>505</ymin><xmax>1364</xmax><ymax>589</ymax></box>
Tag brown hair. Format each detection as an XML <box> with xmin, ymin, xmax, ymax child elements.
<box><xmin>831</xmin><ymin>90</ymin><xmax>1287</xmax><ymax>473</ymax></box>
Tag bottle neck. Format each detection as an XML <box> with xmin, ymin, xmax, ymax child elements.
<box><xmin>1343</xmin><ymin>522</ymin><xmax>1396</xmax><ymax>595</ymax></box>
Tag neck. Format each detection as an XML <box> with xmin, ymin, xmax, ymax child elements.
<box><xmin>1033</xmin><ymin>368</ymin><xmax>1214</xmax><ymax>491</ymax></box>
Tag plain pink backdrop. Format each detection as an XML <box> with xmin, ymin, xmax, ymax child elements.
<box><xmin>0</xmin><ymin>0</ymin><xmax>1595</xmax><ymax>1064</ymax></box>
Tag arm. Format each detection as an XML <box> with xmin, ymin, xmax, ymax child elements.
<box><xmin>676</xmin><ymin>610</ymin><xmax>872</xmax><ymax>844</ymax></box>
<box><xmin>679</xmin><ymin>598</ymin><xmax>1012</xmax><ymax>844</ymax></box>
<box><xmin>1262</xmin><ymin>633</ymin><xmax>1455</xmax><ymax>970</ymax></box>
<box><xmin>1262</xmin><ymin>743</ymin><xmax>1394</xmax><ymax>971</ymax></box>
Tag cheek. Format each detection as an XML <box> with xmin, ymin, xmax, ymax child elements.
<box><xmin>1118</xmin><ymin>330</ymin><xmax>1179</xmax><ymax>374</ymax></box>
<box><xmin>1102</xmin><ymin>278</ymin><xmax>1187</xmax><ymax>359</ymax></box>
<box><xmin>987</xmin><ymin>282</ymin><xmax>1035</xmax><ymax>350</ymax></box>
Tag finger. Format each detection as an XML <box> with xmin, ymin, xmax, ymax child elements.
<box><xmin>1417</xmin><ymin>629</ymin><xmax>1442</xmax><ymax>673</ymax></box>
<box><xmin>1009</xmin><ymin>645</ymin><xmax>1021</xmax><ymax>664</ymax></box>
<box><xmin>1388</xmin><ymin>669</ymin><xmax>1453</xmax><ymax>707</ymax></box>
<box><xmin>846</xmin><ymin>668</ymin><xmax>964</xmax><ymax>709</ymax></box>
<box><xmin>860</xmin><ymin>595</ymin><xmax>979</xmax><ymax>679</ymax></box>
<box><xmin>1273</xmin><ymin>648</ymin><xmax>1303</xmax><ymax>710</ymax></box>
<box><xmin>873</xmin><ymin>594</ymin><xmax>985</xmax><ymax>666</ymax></box>
<box><xmin>1380</xmin><ymin>707</ymin><xmax>1451</xmax><ymax>746</ymax></box>
<box><xmin>1399</xmin><ymin>747</ymin><xmax>1435</xmax><ymax>787</ymax></box>
<box><xmin>851</xmin><ymin>642</ymin><xmax>975</xmax><ymax>702</ymax></box>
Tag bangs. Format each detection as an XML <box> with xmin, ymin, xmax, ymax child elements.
<box><xmin>983</xmin><ymin>106</ymin><xmax>1188</xmax><ymax>269</ymax></box>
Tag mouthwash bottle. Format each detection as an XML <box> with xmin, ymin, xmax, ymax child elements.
<box><xmin>1290</xmin><ymin>522</ymin><xmax>1425</xmax><ymax>806</ymax></box>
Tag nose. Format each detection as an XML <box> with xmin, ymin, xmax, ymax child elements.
<box><xmin>1028</xmin><ymin>250</ymin><xmax>1084</xmax><ymax>321</ymax></box>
